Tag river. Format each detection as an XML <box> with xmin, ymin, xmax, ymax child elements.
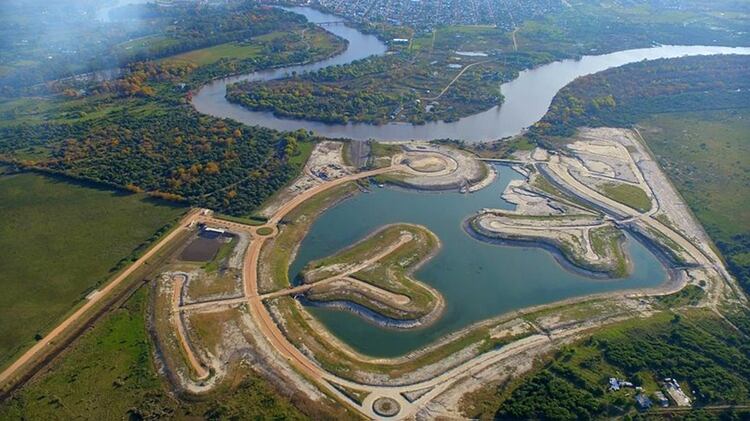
<box><xmin>192</xmin><ymin>7</ymin><xmax>750</xmax><ymax>142</ymax></box>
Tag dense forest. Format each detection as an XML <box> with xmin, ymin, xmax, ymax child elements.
<box><xmin>5</xmin><ymin>106</ymin><xmax>313</xmax><ymax>215</ymax></box>
<box><xmin>467</xmin><ymin>311</ymin><xmax>750</xmax><ymax>420</ymax></box>
<box><xmin>531</xmin><ymin>55</ymin><xmax>750</xmax><ymax>138</ymax></box>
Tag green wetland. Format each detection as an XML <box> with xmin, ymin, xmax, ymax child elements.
<box><xmin>290</xmin><ymin>165</ymin><xmax>667</xmax><ymax>357</ymax></box>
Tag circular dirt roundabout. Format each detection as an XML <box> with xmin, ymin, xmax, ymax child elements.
<box><xmin>256</xmin><ymin>226</ymin><xmax>275</xmax><ymax>236</ymax></box>
<box><xmin>404</xmin><ymin>155</ymin><xmax>450</xmax><ymax>173</ymax></box>
<box><xmin>372</xmin><ymin>397</ymin><xmax>401</xmax><ymax>417</ymax></box>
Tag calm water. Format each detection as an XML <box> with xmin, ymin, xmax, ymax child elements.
<box><xmin>289</xmin><ymin>166</ymin><xmax>667</xmax><ymax>357</ymax></box>
<box><xmin>192</xmin><ymin>8</ymin><xmax>750</xmax><ymax>142</ymax></box>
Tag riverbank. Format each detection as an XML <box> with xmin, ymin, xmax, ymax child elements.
<box><xmin>190</xmin><ymin>6</ymin><xmax>750</xmax><ymax>141</ymax></box>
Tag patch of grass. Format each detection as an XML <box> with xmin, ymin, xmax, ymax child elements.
<box><xmin>256</xmin><ymin>226</ymin><xmax>274</xmax><ymax>236</ymax></box>
<box><xmin>215</xmin><ymin>213</ymin><xmax>267</xmax><ymax>226</ymax></box>
<box><xmin>589</xmin><ymin>226</ymin><xmax>628</xmax><ymax>277</ymax></box>
<box><xmin>0</xmin><ymin>172</ymin><xmax>185</xmax><ymax>367</ymax></box>
<box><xmin>655</xmin><ymin>284</ymin><xmax>705</xmax><ymax>308</ymax></box>
<box><xmin>163</xmin><ymin>41</ymin><xmax>263</xmax><ymax>66</ymax></box>
<box><xmin>330</xmin><ymin>382</ymin><xmax>370</xmax><ymax>405</ymax></box>
<box><xmin>599</xmin><ymin>182</ymin><xmax>651</xmax><ymax>213</ymax></box>
<box><xmin>117</xmin><ymin>35</ymin><xmax>180</xmax><ymax>59</ymax></box>
<box><xmin>203</xmin><ymin>236</ymin><xmax>238</xmax><ymax>273</ymax></box>
<box><xmin>289</xmin><ymin>140</ymin><xmax>315</xmax><ymax>167</ymax></box>
<box><xmin>367</xmin><ymin>142</ymin><xmax>401</xmax><ymax>169</ymax></box>
<box><xmin>370</xmin><ymin>142</ymin><xmax>402</xmax><ymax>159</ymax></box>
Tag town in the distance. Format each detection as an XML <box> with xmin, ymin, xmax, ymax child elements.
<box><xmin>0</xmin><ymin>0</ymin><xmax>749</xmax><ymax>419</ymax></box>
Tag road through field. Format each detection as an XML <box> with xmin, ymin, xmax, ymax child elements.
<box><xmin>0</xmin><ymin>209</ymin><xmax>200</xmax><ymax>390</ymax></box>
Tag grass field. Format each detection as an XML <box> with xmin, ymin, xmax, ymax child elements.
<box><xmin>638</xmin><ymin>108</ymin><xmax>750</xmax><ymax>292</ymax></box>
<box><xmin>164</xmin><ymin>41</ymin><xmax>263</xmax><ymax>66</ymax></box>
<box><xmin>0</xmin><ymin>172</ymin><xmax>184</xmax><ymax>367</ymax></box>
<box><xmin>0</xmin><ymin>287</ymin><xmax>309</xmax><ymax>420</ymax></box>
<box><xmin>640</xmin><ymin>109</ymin><xmax>749</xmax><ymax>244</ymax></box>
<box><xmin>599</xmin><ymin>182</ymin><xmax>651</xmax><ymax>213</ymax></box>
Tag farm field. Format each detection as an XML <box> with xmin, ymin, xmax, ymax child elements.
<box><xmin>0</xmin><ymin>172</ymin><xmax>184</xmax><ymax>367</ymax></box>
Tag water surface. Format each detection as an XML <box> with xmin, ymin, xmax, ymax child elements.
<box><xmin>289</xmin><ymin>166</ymin><xmax>667</xmax><ymax>357</ymax></box>
<box><xmin>192</xmin><ymin>7</ymin><xmax>750</xmax><ymax>142</ymax></box>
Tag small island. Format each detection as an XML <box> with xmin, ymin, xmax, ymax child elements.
<box><xmin>298</xmin><ymin>223</ymin><xmax>444</xmax><ymax>328</ymax></box>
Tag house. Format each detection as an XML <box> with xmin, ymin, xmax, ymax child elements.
<box><xmin>204</xmin><ymin>227</ymin><xmax>226</xmax><ymax>235</ymax></box>
<box><xmin>654</xmin><ymin>391</ymin><xmax>669</xmax><ymax>407</ymax></box>
<box><xmin>609</xmin><ymin>378</ymin><xmax>620</xmax><ymax>391</ymax></box>
<box><xmin>664</xmin><ymin>378</ymin><xmax>691</xmax><ymax>407</ymax></box>
<box><xmin>635</xmin><ymin>394</ymin><xmax>652</xmax><ymax>410</ymax></box>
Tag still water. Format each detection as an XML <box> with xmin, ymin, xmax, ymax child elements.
<box><xmin>289</xmin><ymin>166</ymin><xmax>667</xmax><ymax>357</ymax></box>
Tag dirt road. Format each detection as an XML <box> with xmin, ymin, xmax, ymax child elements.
<box><xmin>0</xmin><ymin>209</ymin><xmax>201</xmax><ymax>390</ymax></box>
<box><xmin>171</xmin><ymin>273</ymin><xmax>210</xmax><ymax>380</ymax></box>
<box><xmin>421</xmin><ymin>60</ymin><xmax>495</xmax><ymax>102</ymax></box>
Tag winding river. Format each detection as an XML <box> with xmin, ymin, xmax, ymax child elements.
<box><xmin>189</xmin><ymin>7</ymin><xmax>748</xmax><ymax>356</ymax></box>
<box><xmin>193</xmin><ymin>7</ymin><xmax>750</xmax><ymax>142</ymax></box>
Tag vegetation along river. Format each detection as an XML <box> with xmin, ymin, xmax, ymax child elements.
<box><xmin>192</xmin><ymin>7</ymin><xmax>750</xmax><ymax>142</ymax></box>
<box><xmin>289</xmin><ymin>166</ymin><xmax>667</xmax><ymax>357</ymax></box>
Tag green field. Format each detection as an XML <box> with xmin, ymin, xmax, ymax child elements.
<box><xmin>0</xmin><ymin>288</ymin><xmax>309</xmax><ymax>420</ymax></box>
<box><xmin>0</xmin><ymin>172</ymin><xmax>184</xmax><ymax>367</ymax></box>
<box><xmin>164</xmin><ymin>41</ymin><xmax>263</xmax><ymax>66</ymax></box>
<box><xmin>599</xmin><ymin>182</ymin><xmax>651</xmax><ymax>213</ymax></box>
<box><xmin>638</xmin><ymin>109</ymin><xmax>750</xmax><ymax>292</ymax></box>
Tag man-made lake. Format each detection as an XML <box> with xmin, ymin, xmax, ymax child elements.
<box><xmin>288</xmin><ymin>166</ymin><xmax>667</xmax><ymax>357</ymax></box>
<box><xmin>192</xmin><ymin>7</ymin><xmax>750</xmax><ymax>142</ymax></box>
